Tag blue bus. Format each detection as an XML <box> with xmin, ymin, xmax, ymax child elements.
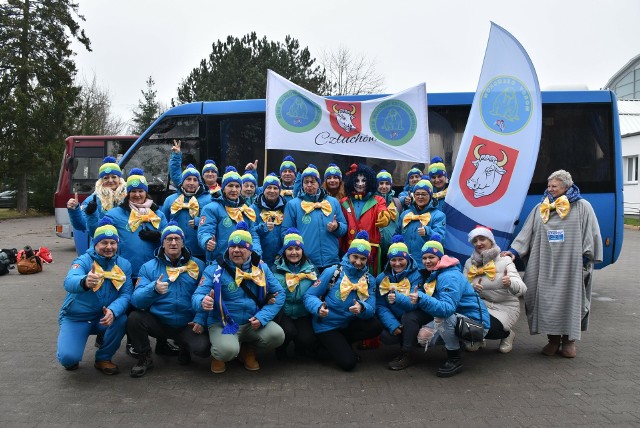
<box><xmin>114</xmin><ymin>90</ymin><xmax>623</xmax><ymax>267</ymax></box>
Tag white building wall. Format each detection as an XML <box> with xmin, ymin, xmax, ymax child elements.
<box><xmin>622</xmin><ymin>133</ymin><xmax>640</xmax><ymax>216</ymax></box>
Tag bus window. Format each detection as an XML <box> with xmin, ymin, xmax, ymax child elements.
<box><xmin>218</xmin><ymin>115</ymin><xmax>265</xmax><ymax>172</ymax></box>
<box><xmin>71</xmin><ymin>146</ymin><xmax>104</xmax><ymax>194</ymax></box>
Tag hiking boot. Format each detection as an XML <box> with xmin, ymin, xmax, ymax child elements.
<box><xmin>130</xmin><ymin>352</ymin><xmax>153</xmax><ymax>378</ymax></box>
<box><xmin>155</xmin><ymin>339</ymin><xmax>180</xmax><ymax>356</ymax></box>
<box><xmin>178</xmin><ymin>349</ymin><xmax>192</xmax><ymax>366</ymax></box>
<box><xmin>464</xmin><ymin>340</ymin><xmax>486</xmax><ymax>352</ymax></box>
<box><xmin>94</xmin><ymin>360</ymin><xmax>119</xmax><ymax>375</ymax></box>
<box><xmin>542</xmin><ymin>335</ymin><xmax>561</xmax><ymax>356</ymax></box>
<box><xmin>499</xmin><ymin>330</ymin><xmax>516</xmax><ymax>354</ymax></box>
<box><xmin>238</xmin><ymin>344</ymin><xmax>260</xmax><ymax>371</ymax></box>
<box><xmin>210</xmin><ymin>357</ymin><xmax>226</xmax><ymax>374</ymax></box>
<box><xmin>94</xmin><ymin>333</ymin><xmax>104</xmax><ymax>349</ymax></box>
<box><xmin>436</xmin><ymin>349</ymin><xmax>463</xmax><ymax>377</ymax></box>
<box><xmin>388</xmin><ymin>350</ymin><xmax>413</xmax><ymax>371</ymax></box>
<box><xmin>561</xmin><ymin>335</ymin><xmax>576</xmax><ymax>358</ymax></box>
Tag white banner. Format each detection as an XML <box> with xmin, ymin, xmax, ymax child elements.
<box><xmin>443</xmin><ymin>23</ymin><xmax>542</xmax><ymax>260</ymax></box>
<box><xmin>265</xmin><ymin>70</ymin><xmax>429</xmax><ymax>163</ymax></box>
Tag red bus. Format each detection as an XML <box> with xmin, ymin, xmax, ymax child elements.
<box><xmin>54</xmin><ymin>135</ymin><xmax>137</xmax><ymax>253</ymax></box>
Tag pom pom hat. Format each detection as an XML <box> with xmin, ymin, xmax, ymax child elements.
<box><xmin>468</xmin><ymin>226</ymin><xmax>495</xmax><ymax>244</ymax></box>
<box><xmin>347</xmin><ymin>230</ymin><xmax>371</xmax><ymax>258</ymax></box>
<box><xmin>324</xmin><ymin>163</ymin><xmax>342</xmax><ymax>180</ymax></box>
<box><xmin>241</xmin><ymin>173</ymin><xmax>258</xmax><ymax>186</ymax></box>
<box><xmin>227</xmin><ymin>221</ymin><xmax>253</xmax><ymax>251</ymax></box>
<box><xmin>412</xmin><ymin>176</ymin><xmax>433</xmax><ymax>196</ymax></box>
<box><xmin>202</xmin><ymin>160</ymin><xmax>218</xmax><ymax>175</ymax></box>
<box><xmin>221</xmin><ymin>166</ymin><xmax>242</xmax><ymax>189</ymax></box>
<box><xmin>428</xmin><ymin>156</ymin><xmax>447</xmax><ymax>178</ymax></box>
<box><xmin>377</xmin><ymin>169</ymin><xmax>393</xmax><ymax>185</ymax></box>
<box><xmin>301</xmin><ymin>164</ymin><xmax>321</xmax><ymax>184</ymax></box>
<box><xmin>99</xmin><ymin>156</ymin><xmax>122</xmax><ymax>178</ymax></box>
<box><xmin>282</xmin><ymin>227</ymin><xmax>305</xmax><ymax>252</ymax></box>
<box><xmin>161</xmin><ymin>221</ymin><xmax>185</xmax><ymax>242</ymax></box>
<box><xmin>280</xmin><ymin>155</ymin><xmax>297</xmax><ymax>174</ymax></box>
<box><xmin>406</xmin><ymin>167</ymin><xmax>422</xmax><ymax>181</ymax></box>
<box><xmin>387</xmin><ymin>234</ymin><xmax>410</xmax><ymax>261</ymax></box>
<box><xmin>421</xmin><ymin>234</ymin><xmax>444</xmax><ymax>258</ymax></box>
<box><xmin>263</xmin><ymin>172</ymin><xmax>281</xmax><ymax>189</ymax></box>
<box><xmin>94</xmin><ymin>217</ymin><xmax>119</xmax><ymax>245</ymax></box>
<box><xmin>181</xmin><ymin>164</ymin><xmax>202</xmax><ymax>185</ymax></box>
<box><xmin>126</xmin><ymin>168</ymin><xmax>148</xmax><ymax>193</ymax></box>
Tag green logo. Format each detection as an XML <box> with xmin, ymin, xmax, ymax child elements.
<box><xmin>222</xmin><ymin>217</ymin><xmax>233</xmax><ymax>228</ymax></box>
<box><xmin>302</xmin><ymin>214</ymin><xmax>311</xmax><ymax>224</ymax></box>
<box><xmin>370</xmin><ymin>100</ymin><xmax>417</xmax><ymax>146</ymax></box>
<box><xmin>276</xmin><ymin>90</ymin><xmax>322</xmax><ymax>133</ymax></box>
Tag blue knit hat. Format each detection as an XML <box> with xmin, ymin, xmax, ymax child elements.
<box><xmin>346</xmin><ymin>230</ymin><xmax>371</xmax><ymax>258</ymax></box>
<box><xmin>221</xmin><ymin>166</ymin><xmax>242</xmax><ymax>189</ymax></box>
<box><xmin>301</xmin><ymin>164</ymin><xmax>321</xmax><ymax>184</ymax></box>
<box><xmin>281</xmin><ymin>227</ymin><xmax>304</xmax><ymax>253</ymax></box>
<box><xmin>421</xmin><ymin>234</ymin><xmax>444</xmax><ymax>258</ymax></box>
<box><xmin>324</xmin><ymin>163</ymin><xmax>342</xmax><ymax>181</ymax></box>
<box><xmin>241</xmin><ymin>172</ymin><xmax>258</xmax><ymax>186</ymax></box>
<box><xmin>161</xmin><ymin>221</ymin><xmax>185</xmax><ymax>242</ymax></box>
<box><xmin>99</xmin><ymin>156</ymin><xmax>122</xmax><ymax>178</ymax></box>
<box><xmin>202</xmin><ymin>159</ymin><xmax>218</xmax><ymax>175</ymax></box>
<box><xmin>263</xmin><ymin>172</ymin><xmax>281</xmax><ymax>190</ymax></box>
<box><xmin>227</xmin><ymin>221</ymin><xmax>253</xmax><ymax>251</ymax></box>
<box><xmin>181</xmin><ymin>164</ymin><xmax>202</xmax><ymax>185</ymax></box>
<box><xmin>93</xmin><ymin>217</ymin><xmax>119</xmax><ymax>245</ymax></box>
<box><xmin>126</xmin><ymin>168</ymin><xmax>148</xmax><ymax>193</ymax></box>
<box><xmin>387</xmin><ymin>235</ymin><xmax>410</xmax><ymax>261</ymax></box>
<box><xmin>406</xmin><ymin>167</ymin><xmax>423</xmax><ymax>182</ymax></box>
<box><xmin>412</xmin><ymin>176</ymin><xmax>433</xmax><ymax>196</ymax></box>
<box><xmin>280</xmin><ymin>156</ymin><xmax>296</xmax><ymax>174</ymax></box>
<box><xmin>428</xmin><ymin>156</ymin><xmax>447</xmax><ymax>178</ymax></box>
<box><xmin>377</xmin><ymin>169</ymin><xmax>393</xmax><ymax>185</ymax></box>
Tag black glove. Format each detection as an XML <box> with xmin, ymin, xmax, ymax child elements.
<box><xmin>138</xmin><ymin>229</ymin><xmax>161</xmax><ymax>242</ymax></box>
<box><xmin>84</xmin><ymin>198</ymin><xmax>98</xmax><ymax>215</ymax></box>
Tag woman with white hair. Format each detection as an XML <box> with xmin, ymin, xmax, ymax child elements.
<box><xmin>503</xmin><ymin>170</ymin><xmax>602</xmax><ymax>358</ymax></box>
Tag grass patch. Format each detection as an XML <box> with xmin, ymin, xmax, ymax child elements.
<box><xmin>625</xmin><ymin>216</ymin><xmax>640</xmax><ymax>227</ymax></box>
<box><xmin>0</xmin><ymin>209</ymin><xmax>48</xmax><ymax>220</ymax></box>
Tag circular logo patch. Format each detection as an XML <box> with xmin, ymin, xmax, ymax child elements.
<box><xmin>131</xmin><ymin>179</ymin><xmax>140</xmax><ymax>186</ymax></box>
<box><xmin>302</xmin><ymin>214</ymin><xmax>311</xmax><ymax>224</ymax></box>
<box><xmin>480</xmin><ymin>75</ymin><xmax>532</xmax><ymax>135</ymax></box>
<box><xmin>357</xmin><ymin>244</ymin><xmax>366</xmax><ymax>252</ymax></box>
<box><xmin>370</xmin><ymin>100</ymin><xmax>417</xmax><ymax>146</ymax></box>
<box><xmin>104</xmin><ymin>167</ymin><xmax>112</xmax><ymax>173</ymax></box>
<box><xmin>226</xmin><ymin>282</ymin><xmax>238</xmax><ymax>293</ymax></box>
<box><xmin>232</xmin><ymin>236</ymin><xmax>241</xmax><ymax>244</ymax></box>
<box><xmin>276</xmin><ymin>90</ymin><xmax>322</xmax><ymax>133</ymax></box>
<box><xmin>222</xmin><ymin>217</ymin><xmax>233</xmax><ymax>228</ymax></box>
<box><xmin>105</xmin><ymin>230</ymin><xmax>114</xmax><ymax>237</ymax></box>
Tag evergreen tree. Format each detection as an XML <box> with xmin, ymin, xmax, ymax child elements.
<box><xmin>130</xmin><ymin>76</ymin><xmax>161</xmax><ymax>135</ymax></box>
<box><xmin>176</xmin><ymin>32</ymin><xmax>329</xmax><ymax>103</ymax></box>
<box><xmin>0</xmin><ymin>0</ymin><xmax>90</xmax><ymax>212</ymax></box>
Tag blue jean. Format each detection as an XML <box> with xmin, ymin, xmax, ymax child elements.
<box><xmin>57</xmin><ymin>315</ymin><xmax>127</xmax><ymax>368</ymax></box>
<box><xmin>425</xmin><ymin>314</ymin><xmax>461</xmax><ymax>351</ymax></box>
<box><xmin>208</xmin><ymin>321</ymin><xmax>285</xmax><ymax>362</ymax></box>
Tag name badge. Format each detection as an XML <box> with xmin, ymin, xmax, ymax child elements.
<box><xmin>547</xmin><ymin>230</ymin><xmax>564</xmax><ymax>243</ymax></box>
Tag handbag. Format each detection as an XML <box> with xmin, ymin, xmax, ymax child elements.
<box><xmin>17</xmin><ymin>245</ymin><xmax>43</xmax><ymax>275</ymax></box>
<box><xmin>454</xmin><ymin>292</ymin><xmax>485</xmax><ymax>344</ymax></box>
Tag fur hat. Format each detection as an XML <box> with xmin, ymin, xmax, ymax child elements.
<box><xmin>94</xmin><ymin>217</ymin><xmax>119</xmax><ymax>245</ymax></box>
<box><xmin>161</xmin><ymin>220</ymin><xmax>185</xmax><ymax>243</ymax></box>
<box><xmin>227</xmin><ymin>221</ymin><xmax>253</xmax><ymax>251</ymax></box>
<box><xmin>99</xmin><ymin>156</ymin><xmax>122</xmax><ymax>178</ymax></box>
<box><xmin>344</xmin><ymin>163</ymin><xmax>377</xmax><ymax>195</ymax></box>
<box><xmin>421</xmin><ymin>234</ymin><xmax>444</xmax><ymax>258</ymax></box>
<box><xmin>346</xmin><ymin>230</ymin><xmax>371</xmax><ymax>258</ymax></box>
<box><xmin>467</xmin><ymin>226</ymin><xmax>495</xmax><ymax>244</ymax></box>
<box><xmin>126</xmin><ymin>168</ymin><xmax>148</xmax><ymax>193</ymax></box>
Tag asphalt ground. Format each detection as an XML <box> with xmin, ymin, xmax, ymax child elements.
<box><xmin>1</xmin><ymin>216</ymin><xmax>639</xmax><ymax>427</ymax></box>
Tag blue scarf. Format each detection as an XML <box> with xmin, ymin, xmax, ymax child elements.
<box><xmin>542</xmin><ymin>184</ymin><xmax>581</xmax><ymax>203</ymax></box>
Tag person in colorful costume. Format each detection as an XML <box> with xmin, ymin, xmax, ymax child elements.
<box><xmin>57</xmin><ymin>217</ymin><xmax>133</xmax><ymax>374</ymax></box>
<box><xmin>282</xmin><ymin>164</ymin><xmax>347</xmax><ymax>272</ymax></box>
<box><xmin>251</xmin><ymin>173</ymin><xmax>286</xmax><ymax>268</ymax></box>
<box><xmin>271</xmin><ymin>228</ymin><xmax>318</xmax><ymax>359</ymax></box>
<box><xmin>127</xmin><ymin>222</ymin><xmax>208</xmax><ymax>377</ymax></box>
<box><xmin>397</xmin><ymin>177</ymin><xmax>446</xmax><ymax>263</ymax></box>
<box><xmin>463</xmin><ymin>226</ymin><xmax>526</xmax><ymax>353</ymax></box>
<box><xmin>193</xmin><ymin>222</ymin><xmax>285</xmax><ymax>373</ymax></box>
<box><xmin>409</xmin><ymin>235</ymin><xmax>490</xmax><ymax>377</ymax></box>
<box><xmin>376</xmin><ymin>235</ymin><xmax>430</xmax><ymax>370</ymax></box>
<box><xmin>161</xmin><ymin>164</ymin><xmax>211</xmax><ymax>259</ymax></box>
<box><xmin>503</xmin><ymin>170</ymin><xmax>602</xmax><ymax>358</ymax></box>
<box><xmin>197</xmin><ymin>166</ymin><xmax>262</xmax><ymax>264</ymax></box>
<box><xmin>303</xmin><ymin>231</ymin><xmax>382</xmax><ymax>371</ymax></box>
<box><xmin>375</xmin><ymin>169</ymin><xmax>401</xmax><ymax>262</ymax></box>
<box><xmin>322</xmin><ymin>163</ymin><xmax>345</xmax><ymax>201</ymax></box>
<box><xmin>398</xmin><ymin>167</ymin><xmax>423</xmax><ymax>207</ymax></box>
<box><xmin>428</xmin><ymin>156</ymin><xmax>449</xmax><ymax>210</ymax></box>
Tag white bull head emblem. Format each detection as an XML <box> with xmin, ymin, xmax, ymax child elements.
<box><xmin>466</xmin><ymin>144</ymin><xmax>508</xmax><ymax>198</ymax></box>
<box><xmin>332</xmin><ymin>104</ymin><xmax>357</xmax><ymax>133</ymax></box>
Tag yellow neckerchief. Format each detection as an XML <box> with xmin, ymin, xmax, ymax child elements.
<box><xmin>378</xmin><ymin>277</ymin><xmax>411</xmax><ymax>296</ymax></box>
<box><xmin>128</xmin><ymin>210</ymin><xmax>161</xmax><ymax>232</ymax></box>
<box><xmin>285</xmin><ymin>272</ymin><xmax>317</xmax><ymax>292</ymax></box>
<box><xmin>402</xmin><ymin>212</ymin><xmax>431</xmax><ymax>228</ymax></box>
<box><xmin>92</xmin><ymin>261</ymin><xmax>126</xmax><ymax>291</ymax></box>
<box><xmin>301</xmin><ymin>200</ymin><xmax>332</xmax><ymax>216</ymax></box>
<box><xmin>235</xmin><ymin>266</ymin><xmax>266</xmax><ymax>287</ymax></box>
<box><xmin>170</xmin><ymin>194</ymin><xmax>199</xmax><ymax>218</ymax></box>
<box><xmin>433</xmin><ymin>188</ymin><xmax>448</xmax><ymax>200</ymax></box>
<box><xmin>540</xmin><ymin>195</ymin><xmax>570</xmax><ymax>223</ymax></box>
<box><xmin>166</xmin><ymin>259</ymin><xmax>200</xmax><ymax>282</ymax></box>
<box><xmin>339</xmin><ymin>274</ymin><xmax>369</xmax><ymax>301</ymax></box>
<box><xmin>260</xmin><ymin>210</ymin><xmax>284</xmax><ymax>225</ymax></box>
<box><xmin>224</xmin><ymin>205</ymin><xmax>257</xmax><ymax>223</ymax></box>
<box><xmin>387</xmin><ymin>201</ymin><xmax>398</xmax><ymax>222</ymax></box>
<box><xmin>422</xmin><ymin>280</ymin><xmax>436</xmax><ymax>296</ymax></box>
<box><xmin>280</xmin><ymin>189</ymin><xmax>293</xmax><ymax>197</ymax></box>
<box><xmin>466</xmin><ymin>259</ymin><xmax>497</xmax><ymax>281</ymax></box>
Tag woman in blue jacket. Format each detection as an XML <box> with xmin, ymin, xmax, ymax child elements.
<box><xmin>303</xmin><ymin>231</ymin><xmax>382</xmax><ymax>371</ymax></box>
<box><xmin>397</xmin><ymin>166</ymin><xmax>423</xmax><ymax>207</ymax></box>
<box><xmin>251</xmin><ymin>173</ymin><xmax>286</xmax><ymax>268</ymax></box>
<box><xmin>428</xmin><ymin>156</ymin><xmax>449</xmax><ymax>210</ymax></box>
<box><xmin>397</xmin><ymin>235</ymin><xmax>490</xmax><ymax>377</ymax></box>
<box><xmin>271</xmin><ymin>228</ymin><xmax>318</xmax><ymax>359</ymax></box>
<box><xmin>375</xmin><ymin>235</ymin><xmax>430</xmax><ymax>370</ymax></box>
<box><xmin>57</xmin><ymin>217</ymin><xmax>133</xmax><ymax>374</ymax></box>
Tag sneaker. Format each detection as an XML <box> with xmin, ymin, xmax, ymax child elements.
<box><xmin>388</xmin><ymin>351</ymin><xmax>413</xmax><ymax>371</ymax></box>
<box><xmin>130</xmin><ymin>353</ymin><xmax>153</xmax><ymax>378</ymax></box>
<box><xmin>94</xmin><ymin>360</ymin><xmax>119</xmax><ymax>375</ymax></box>
<box><xmin>210</xmin><ymin>357</ymin><xmax>226</xmax><ymax>374</ymax></box>
<box><xmin>178</xmin><ymin>349</ymin><xmax>192</xmax><ymax>366</ymax></box>
<box><xmin>499</xmin><ymin>330</ymin><xmax>516</xmax><ymax>354</ymax></box>
<box><xmin>238</xmin><ymin>344</ymin><xmax>260</xmax><ymax>371</ymax></box>
<box><xmin>155</xmin><ymin>339</ymin><xmax>180</xmax><ymax>356</ymax></box>
<box><xmin>126</xmin><ymin>343</ymin><xmax>139</xmax><ymax>359</ymax></box>
<box><xmin>464</xmin><ymin>340</ymin><xmax>486</xmax><ymax>352</ymax></box>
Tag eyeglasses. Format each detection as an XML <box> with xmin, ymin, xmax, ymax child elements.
<box><xmin>164</xmin><ymin>237</ymin><xmax>182</xmax><ymax>242</ymax></box>
<box><xmin>414</xmin><ymin>192</ymin><xmax>429</xmax><ymax>198</ymax></box>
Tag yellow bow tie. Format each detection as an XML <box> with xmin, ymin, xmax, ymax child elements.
<box><xmin>235</xmin><ymin>266</ymin><xmax>266</xmax><ymax>287</ymax></box>
<box><xmin>170</xmin><ymin>195</ymin><xmax>199</xmax><ymax>218</ymax></box>
<box><xmin>353</xmin><ymin>194</ymin><xmax>364</xmax><ymax>200</ymax></box>
<box><xmin>165</xmin><ymin>260</ymin><xmax>200</xmax><ymax>282</ymax></box>
<box><xmin>285</xmin><ymin>272</ymin><xmax>317</xmax><ymax>292</ymax></box>
<box><xmin>92</xmin><ymin>261</ymin><xmax>126</xmax><ymax>291</ymax></box>
<box><xmin>128</xmin><ymin>210</ymin><xmax>161</xmax><ymax>232</ymax></box>
<box><xmin>379</xmin><ymin>277</ymin><xmax>411</xmax><ymax>296</ymax></box>
<box><xmin>467</xmin><ymin>260</ymin><xmax>497</xmax><ymax>281</ymax></box>
<box><xmin>280</xmin><ymin>189</ymin><xmax>293</xmax><ymax>197</ymax></box>
<box><xmin>225</xmin><ymin>205</ymin><xmax>257</xmax><ymax>223</ymax></box>
<box><xmin>301</xmin><ymin>200</ymin><xmax>332</xmax><ymax>216</ymax></box>
<box><xmin>339</xmin><ymin>274</ymin><xmax>369</xmax><ymax>301</ymax></box>
<box><xmin>422</xmin><ymin>280</ymin><xmax>436</xmax><ymax>296</ymax></box>
<box><xmin>402</xmin><ymin>212</ymin><xmax>431</xmax><ymax>228</ymax></box>
<box><xmin>260</xmin><ymin>210</ymin><xmax>284</xmax><ymax>225</ymax></box>
<box><xmin>540</xmin><ymin>196</ymin><xmax>571</xmax><ymax>223</ymax></box>
<box><xmin>209</xmin><ymin>184</ymin><xmax>221</xmax><ymax>194</ymax></box>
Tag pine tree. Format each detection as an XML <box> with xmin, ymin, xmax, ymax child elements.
<box><xmin>130</xmin><ymin>76</ymin><xmax>161</xmax><ymax>135</ymax></box>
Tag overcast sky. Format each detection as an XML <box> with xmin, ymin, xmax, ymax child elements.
<box><xmin>72</xmin><ymin>0</ymin><xmax>640</xmax><ymax>127</ymax></box>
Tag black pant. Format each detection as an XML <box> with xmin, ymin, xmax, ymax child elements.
<box><xmin>316</xmin><ymin>317</ymin><xmax>382</xmax><ymax>371</ymax></box>
<box><xmin>484</xmin><ymin>314</ymin><xmax>509</xmax><ymax>340</ymax></box>
<box><xmin>127</xmin><ymin>310</ymin><xmax>210</xmax><ymax>358</ymax></box>
<box><xmin>275</xmin><ymin>312</ymin><xmax>316</xmax><ymax>354</ymax></box>
<box><xmin>380</xmin><ymin>310</ymin><xmax>433</xmax><ymax>351</ymax></box>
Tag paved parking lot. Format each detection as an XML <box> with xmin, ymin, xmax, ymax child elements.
<box><xmin>1</xmin><ymin>216</ymin><xmax>639</xmax><ymax>427</ymax></box>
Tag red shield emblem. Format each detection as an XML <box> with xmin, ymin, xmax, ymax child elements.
<box><xmin>458</xmin><ymin>136</ymin><xmax>519</xmax><ymax>207</ymax></box>
<box><xmin>325</xmin><ymin>100</ymin><xmax>361</xmax><ymax>136</ymax></box>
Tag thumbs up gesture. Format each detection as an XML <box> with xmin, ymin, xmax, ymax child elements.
<box><xmin>387</xmin><ymin>288</ymin><xmax>397</xmax><ymax>304</ymax></box>
<box><xmin>86</xmin><ymin>264</ymin><xmax>101</xmax><ymax>290</ymax></box>
<box><xmin>155</xmin><ymin>274</ymin><xmax>169</xmax><ymax>294</ymax></box>
<box><xmin>266</xmin><ymin>216</ymin><xmax>275</xmax><ymax>232</ymax></box>
<box><xmin>473</xmin><ymin>278</ymin><xmax>483</xmax><ymax>292</ymax></box>
<box><xmin>202</xmin><ymin>289</ymin><xmax>215</xmax><ymax>311</ymax></box>
<box><xmin>501</xmin><ymin>267</ymin><xmax>511</xmax><ymax>288</ymax></box>
<box><xmin>349</xmin><ymin>299</ymin><xmax>362</xmax><ymax>315</ymax></box>
<box><xmin>417</xmin><ymin>225</ymin><xmax>426</xmax><ymax>236</ymax></box>
<box><xmin>206</xmin><ymin>235</ymin><xmax>216</xmax><ymax>252</ymax></box>
<box><xmin>245</xmin><ymin>159</ymin><xmax>259</xmax><ymax>171</ymax></box>
<box><xmin>99</xmin><ymin>306</ymin><xmax>114</xmax><ymax>326</ymax></box>
<box><xmin>327</xmin><ymin>214</ymin><xmax>338</xmax><ymax>232</ymax></box>
<box><xmin>318</xmin><ymin>301</ymin><xmax>329</xmax><ymax>318</ymax></box>
<box><xmin>410</xmin><ymin>285</ymin><xmax>420</xmax><ymax>304</ymax></box>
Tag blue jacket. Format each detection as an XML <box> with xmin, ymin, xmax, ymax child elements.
<box><xmin>281</xmin><ymin>189</ymin><xmax>347</xmax><ymax>269</ymax></box>
<box><xmin>105</xmin><ymin>202</ymin><xmax>168</xmax><ymax>276</ymax></box>
<box><xmin>375</xmin><ymin>256</ymin><xmax>424</xmax><ymax>334</ymax></box>
<box><xmin>197</xmin><ymin>196</ymin><xmax>262</xmax><ymax>264</ymax></box>
<box><xmin>431</xmin><ymin>184</ymin><xmax>448</xmax><ymax>211</ymax></box>
<box><xmin>67</xmin><ymin>193</ymin><xmax>109</xmax><ymax>238</ymax></box>
<box><xmin>397</xmin><ymin>203</ymin><xmax>446</xmax><ymax>263</ymax></box>
<box><xmin>251</xmin><ymin>193</ymin><xmax>287</xmax><ymax>267</ymax></box>
<box><xmin>303</xmin><ymin>255</ymin><xmax>377</xmax><ymax>334</ymax></box>
<box><xmin>394</xmin><ymin>256</ymin><xmax>490</xmax><ymax>328</ymax></box>
<box><xmin>272</xmin><ymin>256</ymin><xmax>317</xmax><ymax>319</ymax></box>
<box><xmin>132</xmin><ymin>248</ymin><xmax>206</xmax><ymax>328</ymax></box>
<box><xmin>59</xmin><ymin>249</ymin><xmax>133</xmax><ymax>322</ymax></box>
<box><xmin>161</xmin><ymin>185</ymin><xmax>212</xmax><ymax>258</ymax></box>
<box><xmin>192</xmin><ymin>252</ymin><xmax>285</xmax><ymax>327</ymax></box>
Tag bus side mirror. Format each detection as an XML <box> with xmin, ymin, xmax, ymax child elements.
<box><xmin>65</xmin><ymin>156</ymin><xmax>74</xmax><ymax>171</ymax></box>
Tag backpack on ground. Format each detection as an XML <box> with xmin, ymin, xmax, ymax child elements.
<box><xmin>0</xmin><ymin>251</ymin><xmax>11</xmax><ymax>276</ymax></box>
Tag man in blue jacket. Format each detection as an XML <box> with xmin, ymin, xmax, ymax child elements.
<box><xmin>127</xmin><ymin>222</ymin><xmax>209</xmax><ymax>377</ymax></box>
<box><xmin>193</xmin><ymin>222</ymin><xmax>285</xmax><ymax>374</ymax></box>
